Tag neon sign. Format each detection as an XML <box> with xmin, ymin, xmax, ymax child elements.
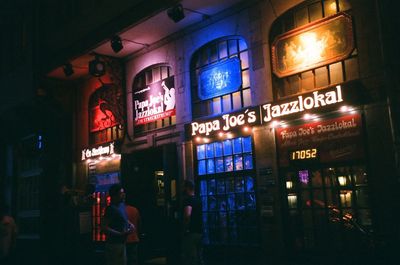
<box><xmin>81</xmin><ymin>142</ymin><xmax>115</xmax><ymax>161</ymax></box>
<box><xmin>262</xmin><ymin>85</ymin><xmax>343</xmax><ymax>122</ymax></box>
<box><xmin>198</xmin><ymin>57</ymin><xmax>242</xmax><ymax>100</ymax></box>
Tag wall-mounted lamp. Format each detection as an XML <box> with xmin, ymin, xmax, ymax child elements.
<box><xmin>63</xmin><ymin>63</ymin><xmax>74</xmax><ymax>77</ymax></box>
<box><xmin>338</xmin><ymin>176</ymin><xmax>347</xmax><ymax>186</ymax></box>
<box><xmin>89</xmin><ymin>55</ymin><xmax>106</xmax><ymax>77</ymax></box>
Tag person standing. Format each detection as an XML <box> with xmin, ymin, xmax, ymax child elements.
<box><xmin>102</xmin><ymin>184</ymin><xmax>134</xmax><ymax>265</ymax></box>
<box><xmin>0</xmin><ymin>201</ymin><xmax>17</xmax><ymax>265</ymax></box>
<box><xmin>182</xmin><ymin>180</ymin><xmax>203</xmax><ymax>265</ymax></box>
<box><xmin>125</xmin><ymin>204</ymin><xmax>141</xmax><ymax>265</ymax></box>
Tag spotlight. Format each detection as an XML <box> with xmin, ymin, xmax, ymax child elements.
<box><xmin>111</xmin><ymin>35</ymin><xmax>123</xmax><ymax>53</ymax></box>
<box><xmin>89</xmin><ymin>55</ymin><xmax>106</xmax><ymax>77</ymax></box>
<box><xmin>167</xmin><ymin>4</ymin><xmax>185</xmax><ymax>23</ymax></box>
<box><xmin>63</xmin><ymin>63</ymin><xmax>74</xmax><ymax>77</ymax></box>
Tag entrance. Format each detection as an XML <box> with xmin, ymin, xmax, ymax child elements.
<box><xmin>122</xmin><ymin>144</ymin><xmax>179</xmax><ymax>263</ymax></box>
<box><xmin>281</xmin><ymin>163</ymin><xmax>373</xmax><ymax>258</ymax></box>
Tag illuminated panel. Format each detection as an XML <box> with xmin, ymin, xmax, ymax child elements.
<box><xmin>289</xmin><ymin>148</ymin><xmax>318</xmax><ymax>161</ymax></box>
<box><xmin>198</xmin><ymin>57</ymin><xmax>242</xmax><ymax>100</ymax></box>
<box><xmin>271</xmin><ymin>12</ymin><xmax>354</xmax><ymax>77</ymax></box>
<box><xmin>90</xmin><ymin>103</ymin><xmax>118</xmax><ymax>132</ymax></box>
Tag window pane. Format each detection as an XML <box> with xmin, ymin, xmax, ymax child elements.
<box><xmin>224</xmin><ymin>156</ymin><xmax>233</xmax><ymax>172</ymax></box>
<box><xmin>152</xmin><ymin>67</ymin><xmax>160</xmax><ymax>82</ymax></box>
<box><xmin>244</xmin><ymin>154</ymin><xmax>253</xmax><ymax>169</ymax></box>
<box><xmin>200</xmin><ymin>180</ymin><xmax>207</xmax><ymax>196</ymax></box>
<box><xmin>242</xmin><ymin>88</ymin><xmax>251</xmax><ymax>107</ymax></box>
<box><xmin>214</xmin><ymin>142</ymin><xmax>223</xmax><ymax>157</ymax></box>
<box><xmin>245</xmin><ymin>176</ymin><xmax>254</xmax><ymax>192</ymax></box>
<box><xmin>202</xmin><ymin>196</ymin><xmax>208</xmax><ymax>211</ymax></box>
<box><xmin>301</xmin><ymin>70</ymin><xmax>314</xmax><ymax>92</ymax></box>
<box><xmin>208</xmin><ymin>179</ymin><xmax>216</xmax><ymax>195</ymax></box>
<box><xmin>219</xmin><ymin>41</ymin><xmax>228</xmax><ymax>59</ymax></box>
<box><xmin>232</xmin><ymin>91</ymin><xmax>242</xmax><ymax>110</ymax></box>
<box><xmin>197</xmin><ymin>144</ymin><xmax>206</xmax><ymax>159</ymax></box>
<box><xmin>246</xmin><ymin>193</ymin><xmax>256</xmax><ymax>209</ymax></box>
<box><xmin>315</xmin><ymin>66</ymin><xmax>329</xmax><ymax>88</ymax></box>
<box><xmin>338</xmin><ymin>0</ymin><xmax>351</xmax><ymax>12</ymax></box>
<box><xmin>309</xmin><ymin>2</ymin><xmax>322</xmax><ymax>22</ymax></box>
<box><xmin>324</xmin><ymin>0</ymin><xmax>338</xmax><ymax>17</ymax></box>
<box><xmin>228</xmin><ymin>40</ymin><xmax>238</xmax><ymax>56</ymax></box>
<box><xmin>208</xmin><ymin>196</ymin><xmax>217</xmax><ymax>211</ymax></box>
<box><xmin>198</xmin><ymin>160</ymin><xmax>206</xmax><ymax>175</ymax></box>
<box><xmin>161</xmin><ymin>66</ymin><xmax>169</xmax><ymax>79</ymax></box>
<box><xmin>295</xmin><ymin>7</ymin><xmax>308</xmax><ymax>27</ymax></box>
<box><xmin>217</xmin><ymin>179</ymin><xmax>225</xmax><ymax>194</ymax></box>
<box><xmin>234</xmin><ymin>155</ymin><xmax>243</xmax><ymax>171</ymax></box>
<box><xmin>227</xmin><ymin>177</ymin><xmax>235</xmax><ymax>193</ymax></box>
<box><xmin>233</xmin><ymin>138</ymin><xmax>242</xmax><ymax>154</ymax></box>
<box><xmin>239</xmin><ymin>39</ymin><xmax>247</xmax><ymax>52</ymax></box>
<box><xmin>207</xmin><ymin>159</ymin><xmax>215</xmax><ymax>174</ymax></box>
<box><xmin>329</xmin><ymin>62</ymin><xmax>343</xmax><ymax>84</ymax></box>
<box><xmin>242</xmin><ymin>136</ymin><xmax>252</xmax><ymax>152</ymax></box>
<box><xmin>212</xmin><ymin>97</ymin><xmax>222</xmax><ymax>114</ymax></box>
<box><xmin>206</xmin><ymin>143</ymin><xmax>214</xmax><ymax>158</ymax></box>
<box><xmin>215</xmin><ymin>158</ymin><xmax>224</xmax><ymax>173</ymax></box>
<box><xmin>210</xmin><ymin>44</ymin><xmax>218</xmax><ymax>63</ymax></box>
<box><xmin>223</xmin><ymin>140</ymin><xmax>232</xmax><ymax>155</ymax></box>
<box><xmin>288</xmin><ymin>75</ymin><xmax>300</xmax><ymax>95</ymax></box>
<box><xmin>222</xmin><ymin>95</ymin><xmax>231</xmax><ymax>112</ymax></box>
<box><xmin>240</xmin><ymin>51</ymin><xmax>249</xmax><ymax>69</ymax></box>
<box><xmin>242</xmin><ymin>69</ymin><xmax>250</xmax><ymax>88</ymax></box>
<box><xmin>235</xmin><ymin>177</ymin><xmax>244</xmax><ymax>193</ymax></box>
<box><xmin>344</xmin><ymin>57</ymin><xmax>359</xmax><ymax>81</ymax></box>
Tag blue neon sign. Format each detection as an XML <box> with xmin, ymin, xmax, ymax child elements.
<box><xmin>198</xmin><ymin>57</ymin><xmax>242</xmax><ymax>100</ymax></box>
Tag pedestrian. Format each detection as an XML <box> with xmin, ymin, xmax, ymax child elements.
<box><xmin>181</xmin><ymin>180</ymin><xmax>203</xmax><ymax>265</ymax></box>
<box><xmin>0</xmin><ymin>200</ymin><xmax>17</xmax><ymax>265</ymax></box>
<box><xmin>125</xmin><ymin>203</ymin><xmax>141</xmax><ymax>265</ymax></box>
<box><xmin>102</xmin><ymin>184</ymin><xmax>135</xmax><ymax>265</ymax></box>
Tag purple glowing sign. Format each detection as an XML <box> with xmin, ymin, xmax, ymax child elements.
<box><xmin>198</xmin><ymin>57</ymin><xmax>242</xmax><ymax>100</ymax></box>
<box><xmin>298</xmin><ymin>170</ymin><xmax>309</xmax><ymax>184</ymax></box>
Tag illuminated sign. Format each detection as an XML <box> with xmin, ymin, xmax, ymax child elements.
<box><xmin>189</xmin><ymin>107</ymin><xmax>260</xmax><ymax>137</ymax></box>
<box><xmin>276</xmin><ymin>113</ymin><xmax>364</xmax><ymax>166</ymax></box>
<box><xmin>262</xmin><ymin>85</ymin><xmax>343</xmax><ymax>122</ymax></box>
<box><xmin>271</xmin><ymin>12</ymin><xmax>354</xmax><ymax>77</ymax></box>
<box><xmin>289</xmin><ymin>148</ymin><xmax>318</xmax><ymax>161</ymax></box>
<box><xmin>198</xmin><ymin>57</ymin><xmax>242</xmax><ymax>100</ymax></box>
<box><xmin>81</xmin><ymin>142</ymin><xmax>115</xmax><ymax>161</ymax></box>
<box><xmin>133</xmin><ymin>76</ymin><xmax>175</xmax><ymax>125</ymax></box>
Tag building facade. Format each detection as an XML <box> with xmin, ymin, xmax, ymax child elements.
<box><xmin>1</xmin><ymin>0</ymin><xmax>399</xmax><ymax>264</ymax></box>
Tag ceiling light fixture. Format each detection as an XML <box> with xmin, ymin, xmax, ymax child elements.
<box><xmin>167</xmin><ymin>4</ymin><xmax>185</xmax><ymax>22</ymax></box>
<box><xmin>167</xmin><ymin>4</ymin><xmax>210</xmax><ymax>23</ymax></box>
<box><xmin>111</xmin><ymin>35</ymin><xmax>123</xmax><ymax>53</ymax></box>
<box><xmin>89</xmin><ymin>55</ymin><xmax>106</xmax><ymax>77</ymax></box>
<box><xmin>63</xmin><ymin>63</ymin><xmax>74</xmax><ymax>77</ymax></box>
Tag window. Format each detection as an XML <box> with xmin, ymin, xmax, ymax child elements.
<box><xmin>270</xmin><ymin>0</ymin><xmax>357</xmax><ymax>100</ymax></box>
<box><xmin>89</xmin><ymin>84</ymin><xmax>124</xmax><ymax>145</ymax></box>
<box><xmin>191</xmin><ymin>37</ymin><xmax>251</xmax><ymax>118</ymax></box>
<box><xmin>132</xmin><ymin>64</ymin><xmax>175</xmax><ymax>135</ymax></box>
<box><xmin>196</xmin><ymin>136</ymin><xmax>258</xmax><ymax>245</ymax></box>
<box><xmin>284</xmin><ymin>165</ymin><xmax>372</xmax><ymax>252</ymax></box>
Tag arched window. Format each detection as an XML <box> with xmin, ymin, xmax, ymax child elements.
<box><xmin>190</xmin><ymin>36</ymin><xmax>251</xmax><ymax>118</ymax></box>
<box><xmin>270</xmin><ymin>0</ymin><xmax>357</xmax><ymax>100</ymax></box>
<box><xmin>89</xmin><ymin>83</ymin><xmax>124</xmax><ymax>145</ymax></box>
<box><xmin>132</xmin><ymin>64</ymin><xmax>176</xmax><ymax>135</ymax></box>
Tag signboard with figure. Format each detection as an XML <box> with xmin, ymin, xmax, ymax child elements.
<box><xmin>133</xmin><ymin>76</ymin><xmax>176</xmax><ymax>125</ymax></box>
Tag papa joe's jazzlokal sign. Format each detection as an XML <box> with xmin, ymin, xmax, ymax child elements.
<box><xmin>133</xmin><ymin>76</ymin><xmax>176</xmax><ymax>125</ymax></box>
<box><xmin>187</xmin><ymin>85</ymin><xmax>347</xmax><ymax>138</ymax></box>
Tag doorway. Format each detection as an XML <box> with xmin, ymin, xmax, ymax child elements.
<box><xmin>281</xmin><ymin>163</ymin><xmax>373</xmax><ymax>259</ymax></box>
<box><xmin>121</xmin><ymin>144</ymin><xmax>179</xmax><ymax>262</ymax></box>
